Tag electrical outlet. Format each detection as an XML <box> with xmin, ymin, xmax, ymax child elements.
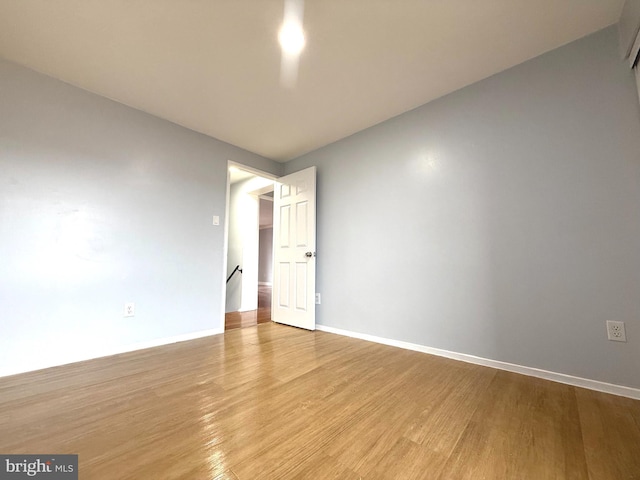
<box><xmin>124</xmin><ymin>302</ymin><xmax>135</xmax><ymax>317</ymax></box>
<box><xmin>606</xmin><ymin>320</ymin><xmax>626</xmax><ymax>342</ymax></box>
<box><xmin>315</xmin><ymin>293</ymin><xmax>321</xmax><ymax>305</ymax></box>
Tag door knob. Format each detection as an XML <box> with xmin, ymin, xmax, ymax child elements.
<box><xmin>305</xmin><ymin>252</ymin><xmax>315</xmax><ymax>258</ymax></box>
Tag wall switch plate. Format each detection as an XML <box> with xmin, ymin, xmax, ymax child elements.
<box><xmin>124</xmin><ymin>302</ymin><xmax>135</xmax><ymax>317</ymax></box>
<box><xmin>212</xmin><ymin>215</ymin><xmax>220</xmax><ymax>226</ymax></box>
<box><xmin>606</xmin><ymin>320</ymin><xmax>626</xmax><ymax>342</ymax></box>
<box><xmin>315</xmin><ymin>293</ymin><xmax>321</xmax><ymax>305</ymax></box>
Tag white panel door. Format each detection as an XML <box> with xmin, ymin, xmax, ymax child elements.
<box><xmin>272</xmin><ymin>166</ymin><xmax>316</xmax><ymax>330</ymax></box>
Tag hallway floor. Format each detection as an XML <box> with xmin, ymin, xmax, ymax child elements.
<box><xmin>225</xmin><ymin>284</ymin><xmax>271</xmax><ymax>330</ymax></box>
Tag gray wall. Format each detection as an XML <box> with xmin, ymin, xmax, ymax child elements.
<box><xmin>0</xmin><ymin>58</ymin><xmax>282</xmax><ymax>375</ymax></box>
<box><xmin>285</xmin><ymin>26</ymin><xmax>640</xmax><ymax>389</ymax></box>
<box><xmin>259</xmin><ymin>227</ymin><xmax>274</xmax><ymax>284</ymax></box>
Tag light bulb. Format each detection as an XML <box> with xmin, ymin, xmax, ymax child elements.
<box><xmin>278</xmin><ymin>20</ymin><xmax>305</xmax><ymax>55</ymax></box>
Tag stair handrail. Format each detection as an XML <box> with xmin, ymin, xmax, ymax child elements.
<box><xmin>226</xmin><ymin>265</ymin><xmax>243</xmax><ymax>283</ymax></box>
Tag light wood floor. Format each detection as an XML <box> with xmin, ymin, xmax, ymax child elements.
<box><xmin>1</xmin><ymin>323</ymin><xmax>639</xmax><ymax>479</ymax></box>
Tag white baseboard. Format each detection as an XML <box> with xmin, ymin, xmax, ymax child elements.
<box><xmin>0</xmin><ymin>328</ymin><xmax>224</xmax><ymax>379</ymax></box>
<box><xmin>316</xmin><ymin>324</ymin><xmax>640</xmax><ymax>400</ymax></box>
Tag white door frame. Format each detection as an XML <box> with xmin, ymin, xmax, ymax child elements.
<box><xmin>221</xmin><ymin>161</ymin><xmax>278</xmax><ymax>328</ymax></box>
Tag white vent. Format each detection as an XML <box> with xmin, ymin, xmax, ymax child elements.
<box><xmin>633</xmin><ymin>33</ymin><xmax>640</xmax><ymax>101</ymax></box>
<box><xmin>620</xmin><ymin>0</ymin><xmax>640</xmax><ymax>101</ymax></box>
<box><xmin>620</xmin><ymin>0</ymin><xmax>640</xmax><ymax>59</ymax></box>
<box><xmin>631</xmin><ymin>31</ymin><xmax>640</xmax><ymax>66</ymax></box>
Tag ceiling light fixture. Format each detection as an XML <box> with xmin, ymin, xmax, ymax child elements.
<box><xmin>279</xmin><ymin>20</ymin><xmax>305</xmax><ymax>55</ymax></box>
<box><xmin>279</xmin><ymin>0</ymin><xmax>305</xmax><ymax>88</ymax></box>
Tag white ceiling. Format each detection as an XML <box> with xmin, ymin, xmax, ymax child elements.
<box><xmin>0</xmin><ymin>1</ymin><xmax>625</xmax><ymax>162</ymax></box>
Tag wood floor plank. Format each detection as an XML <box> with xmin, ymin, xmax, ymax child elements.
<box><xmin>402</xmin><ymin>360</ymin><xmax>496</xmax><ymax>455</ymax></box>
<box><xmin>0</xmin><ymin>323</ymin><xmax>638</xmax><ymax>479</ymax></box>
<box><xmin>365</xmin><ymin>437</ymin><xmax>448</xmax><ymax>480</ymax></box>
<box><xmin>437</xmin><ymin>371</ymin><xmax>590</xmax><ymax>480</ymax></box>
<box><xmin>576</xmin><ymin>387</ymin><xmax>640</xmax><ymax>480</ymax></box>
<box><xmin>281</xmin><ymin>451</ymin><xmax>362</xmax><ymax>480</ymax></box>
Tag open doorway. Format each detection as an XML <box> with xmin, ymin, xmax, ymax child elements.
<box><xmin>257</xmin><ymin>192</ymin><xmax>274</xmax><ymax>322</ymax></box>
<box><xmin>224</xmin><ymin>165</ymin><xmax>275</xmax><ymax>330</ymax></box>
